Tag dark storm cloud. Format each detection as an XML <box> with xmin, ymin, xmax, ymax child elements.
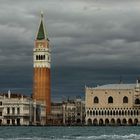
<box><xmin>0</xmin><ymin>0</ymin><xmax>139</xmax><ymax>69</ymax></box>
<box><xmin>0</xmin><ymin>0</ymin><xmax>140</xmax><ymax>99</ymax></box>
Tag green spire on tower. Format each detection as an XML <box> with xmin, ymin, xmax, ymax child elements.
<box><xmin>36</xmin><ymin>11</ymin><xmax>48</xmax><ymax>40</ymax></box>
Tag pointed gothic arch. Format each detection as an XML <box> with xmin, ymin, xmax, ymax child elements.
<box><xmin>108</xmin><ymin>96</ymin><xmax>113</xmax><ymax>103</ymax></box>
<box><xmin>123</xmin><ymin>96</ymin><xmax>128</xmax><ymax>103</ymax></box>
<box><xmin>94</xmin><ymin>97</ymin><xmax>99</xmax><ymax>103</ymax></box>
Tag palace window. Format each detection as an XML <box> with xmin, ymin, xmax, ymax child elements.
<box><xmin>108</xmin><ymin>96</ymin><xmax>113</xmax><ymax>103</ymax></box>
<box><xmin>87</xmin><ymin>110</ymin><xmax>89</xmax><ymax>116</ymax></box>
<box><xmin>17</xmin><ymin>108</ymin><xmax>20</xmax><ymax>115</ymax></box>
<box><xmin>110</xmin><ymin>110</ymin><xmax>112</xmax><ymax>115</ymax></box>
<box><xmin>122</xmin><ymin>110</ymin><xmax>124</xmax><ymax>116</ymax></box>
<box><xmin>96</xmin><ymin>111</ymin><xmax>98</xmax><ymax>115</ymax></box>
<box><xmin>7</xmin><ymin>108</ymin><xmax>10</xmax><ymax>114</ymax></box>
<box><xmin>12</xmin><ymin>108</ymin><xmax>15</xmax><ymax>115</ymax></box>
<box><xmin>119</xmin><ymin>110</ymin><xmax>121</xmax><ymax>115</ymax></box>
<box><xmin>131</xmin><ymin>110</ymin><xmax>133</xmax><ymax>116</ymax></box>
<box><xmin>123</xmin><ymin>96</ymin><xmax>128</xmax><ymax>103</ymax></box>
<box><xmin>94</xmin><ymin>97</ymin><xmax>99</xmax><ymax>103</ymax></box>
<box><xmin>137</xmin><ymin>110</ymin><xmax>139</xmax><ymax>115</ymax></box>
<box><xmin>90</xmin><ymin>110</ymin><xmax>92</xmax><ymax>115</ymax></box>
<box><xmin>7</xmin><ymin>120</ymin><xmax>10</xmax><ymax>125</ymax></box>
<box><xmin>135</xmin><ymin>98</ymin><xmax>140</xmax><ymax>104</ymax></box>
<box><xmin>116</xmin><ymin>110</ymin><xmax>118</xmax><ymax>115</ymax></box>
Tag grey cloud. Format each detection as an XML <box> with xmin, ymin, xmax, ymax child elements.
<box><xmin>0</xmin><ymin>0</ymin><xmax>139</xmax><ymax>69</ymax></box>
<box><xmin>0</xmin><ymin>0</ymin><xmax>139</xmax><ymax>98</ymax></box>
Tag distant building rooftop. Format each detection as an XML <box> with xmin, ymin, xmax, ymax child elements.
<box><xmin>0</xmin><ymin>93</ymin><xmax>29</xmax><ymax>98</ymax></box>
<box><xmin>94</xmin><ymin>84</ymin><xmax>136</xmax><ymax>90</ymax></box>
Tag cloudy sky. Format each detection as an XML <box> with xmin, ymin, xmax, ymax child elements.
<box><xmin>0</xmin><ymin>0</ymin><xmax>140</xmax><ymax>101</ymax></box>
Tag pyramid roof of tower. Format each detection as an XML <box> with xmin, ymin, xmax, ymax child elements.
<box><xmin>36</xmin><ymin>12</ymin><xmax>48</xmax><ymax>40</ymax></box>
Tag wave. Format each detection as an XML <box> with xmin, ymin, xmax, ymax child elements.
<box><xmin>0</xmin><ymin>134</ymin><xmax>140</xmax><ymax>140</ymax></box>
<box><xmin>76</xmin><ymin>134</ymin><xmax>140</xmax><ymax>140</ymax></box>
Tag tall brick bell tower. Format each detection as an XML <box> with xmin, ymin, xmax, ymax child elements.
<box><xmin>33</xmin><ymin>12</ymin><xmax>51</xmax><ymax>123</ymax></box>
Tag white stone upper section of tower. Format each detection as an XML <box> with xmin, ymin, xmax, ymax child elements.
<box><xmin>33</xmin><ymin>12</ymin><xmax>51</xmax><ymax>68</ymax></box>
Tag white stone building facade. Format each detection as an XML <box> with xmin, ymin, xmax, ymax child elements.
<box><xmin>62</xmin><ymin>98</ymin><xmax>85</xmax><ymax>125</ymax></box>
<box><xmin>0</xmin><ymin>91</ymin><xmax>46</xmax><ymax>125</ymax></box>
<box><xmin>85</xmin><ymin>81</ymin><xmax>140</xmax><ymax>126</ymax></box>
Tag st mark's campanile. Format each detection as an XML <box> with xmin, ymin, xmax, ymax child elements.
<box><xmin>33</xmin><ymin>12</ymin><xmax>51</xmax><ymax>120</ymax></box>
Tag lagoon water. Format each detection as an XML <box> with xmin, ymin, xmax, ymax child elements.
<box><xmin>0</xmin><ymin>126</ymin><xmax>140</xmax><ymax>140</ymax></box>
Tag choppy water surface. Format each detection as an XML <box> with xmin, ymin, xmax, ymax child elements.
<box><xmin>0</xmin><ymin>126</ymin><xmax>140</xmax><ymax>140</ymax></box>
